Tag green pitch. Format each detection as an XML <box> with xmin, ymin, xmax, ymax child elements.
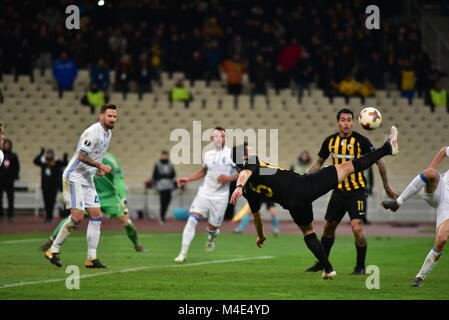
<box><xmin>0</xmin><ymin>231</ymin><xmax>448</xmax><ymax>300</ymax></box>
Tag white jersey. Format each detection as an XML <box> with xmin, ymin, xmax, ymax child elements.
<box><xmin>197</xmin><ymin>146</ymin><xmax>235</xmax><ymax>199</ymax></box>
<box><xmin>0</xmin><ymin>149</ymin><xmax>3</xmax><ymax>166</ymax></box>
<box><xmin>63</xmin><ymin>122</ymin><xmax>112</xmax><ymax>186</ymax></box>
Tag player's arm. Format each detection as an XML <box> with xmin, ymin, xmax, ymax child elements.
<box><xmin>308</xmin><ymin>138</ymin><xmax>330</xmax><ymax>174</ymax></box>
<box><xmin>177</xmin><ymin>167</ymin><xmax>207</xmax><ymax>188</ymax></box>
<box><xmin>78</xmin><ymin>150</ymin><xmax>111</xmax><ymax>175</ymax></box>
<box><xmin>229</xmin><ymin>169</ymin><xmax>253</xmax><ymax>205</ymax></box>
<box><xmin>217</xmin><ymin>172</ymin><xmax>239</xmax><ymax>184</ymax></box>
<box><xmin>376</xmin><ymin>158</ymin><xmax>398</xmax><ymax>199</ymax></box>
<box><xmin>252</xmin><ymin>211</ymin><xmax>266</xmax><ymax>248</ymax></box>
<box><xmin>307</xmin><ymin>157</ymin><xmax>325</xmax><ymax>174</ymax></box>
<box><xmin>428</xmin><ymin>146</ymin><xmax>448</xmax><ymax>169</ymax></box>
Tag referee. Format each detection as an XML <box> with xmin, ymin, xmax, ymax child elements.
<box><xmin>305</xmin><ymin>108</ymin><xmax>398</xmax><ymax>275</ymax></box>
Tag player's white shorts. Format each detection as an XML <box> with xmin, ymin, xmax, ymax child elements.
<box><xmin>62</xmin><ymin>178</ymin><xmax>100</xmax><ymax>211</ymax></box>
<box><xmin>421</xmin><ymin>172</ymin><xmax>449</xmax><ymax>229</ymax></box>
<box><xmin>189</xmin><ymin>194</ymin><xmax>228</xmax><ymax>227</ymax></box>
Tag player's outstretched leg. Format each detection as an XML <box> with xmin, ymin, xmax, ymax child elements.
<box><xmin>412</xmin><ymin>219</ymin><xmax>449</xmax><ymax>287</ymax></box>
<box><xmin>40</xmin><ymin>217</ymin><xmax>70</xmax><ymax>252</ymax></box>
<box><xmin>381</xmin><ymin>169</ymin><xmax>439</xmax><ymax>212</ymax></box>
<box><xmin>175</xmin><ymin>214</ymin><xmax>199</xmax><ymax>262</ymax></box>
<box><xmin>336</xmin><ymin>126</ymin><xmax>398</xmax><ymax>184</ymax></box>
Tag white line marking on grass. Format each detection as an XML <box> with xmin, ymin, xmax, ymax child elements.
<box><xmin>0</xmin><ymin>256</ymin><xmax>274</xmax><ymax>289</ymax></box>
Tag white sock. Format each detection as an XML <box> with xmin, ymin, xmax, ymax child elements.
<box><xmin>416</xmin><ymin>248</ymin><xmax>442</xmax><ymax>279</ymax></box>
<box><xmin>50</xmin><ymin>217</ymin><xmax>77</xmax><ymax>253</ymax></box>
<box><xmin>87</xmin><ymin>218</ymin><xmax>102</xmax><ymax>260</ymax></box>
<box><xmin>397</xmin><ymin>174</ymin><xmax>427</xmax><ymax>205</ymax></box>
<box><xmin>181</xmin><ymin>215</ymin><xmax>198</xmax><ymax>255</ymax></box>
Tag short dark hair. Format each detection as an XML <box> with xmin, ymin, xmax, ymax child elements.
<box><xmin>231</xmin><ymin>142</ymin><xmax>248</xmax><ymax>166</ymax></box>
<box><xmin>100</xmin><ymin>104</ymin><xmax>117</xmax><ymax>114</ymax></box>
<box><xmin>214</xmin><ymin>126</ymin><xmax>225</xmax><ymax>132</ymax></box>
<box><xmin>161</xmin><ymin>150</ymin><xmax>169</xmax><ymax>155</ymax></box>
<box><xmin>336</xmin><ymin>108</ymin><xmax>354</xmax><ymax>120</ymax></box>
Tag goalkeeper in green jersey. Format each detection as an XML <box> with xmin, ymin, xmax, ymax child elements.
<box><xmin>40</xmin><ymin>153</ymin><xmax>148</xmax><ymax>253</ymax></box>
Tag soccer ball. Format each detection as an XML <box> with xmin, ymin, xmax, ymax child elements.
<box><xmin>358</xmin><ymin>107</ymin><xmax>382</xmax><ymax>130</ymax></box>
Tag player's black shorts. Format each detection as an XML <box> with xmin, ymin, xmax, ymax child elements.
<box><xmin>293</xmin><ymin>166</ymin><xmax>339</xmax><ymax>204</ymax></box>
<box><xmin>286</xmin><ymin>201</ymin><xmax>314</xmax><ymax>227</ymax></box>
<box><xmin>325</xmin><ymin>189</ymin><xmax>368</xmax><ymax>223</ymax></box>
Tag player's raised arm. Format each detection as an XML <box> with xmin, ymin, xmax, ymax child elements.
<box><xmin>78</xmin><ymin>150</ymin><xmax>111</xmax><ymax>175</ymax></box>
<box><xmin>428</xmin><ymin>146</ymin><xmax>449</xmax><ymax>169</ymax></box>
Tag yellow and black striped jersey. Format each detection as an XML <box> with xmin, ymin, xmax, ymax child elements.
<box><xmin>318</xmin><ymin>131</ymin><xmax>375</xmax><ymax>192</ymax></box>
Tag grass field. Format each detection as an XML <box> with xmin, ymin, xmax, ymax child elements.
<box><xmin>0</xmin><ymin>231</ymin><xmax>448</xmax><ymax>300</ymax></box>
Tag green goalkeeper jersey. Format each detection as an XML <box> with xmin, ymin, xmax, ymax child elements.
<box><xmin>94</xmin><ymin>152</ymin><xmax>127</xmax><ymax>205</ymax></box>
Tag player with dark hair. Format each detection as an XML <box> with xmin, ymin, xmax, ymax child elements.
<box><xmin>174</xmin><ymin>127</ymin><xmax>237</xmax><ymax>262</ymax></box>
<box><xmin>229</xmin><ymin>126</ymin><xmax>399</xmax><ymax>279</ymax></box>
<box><xmin>44</xmin><ymin>104</ymin><xmax>117</xmax><ymax>268</ymax></box>
<box><xmin>304</xmin><ymin>108</ymin><xmax>398</xmax><ymax>275</ymax></box>
<box><xmin>40</xmin><ymin>152</ymin><xmax>148</xmax><ymax>254</ymax></box>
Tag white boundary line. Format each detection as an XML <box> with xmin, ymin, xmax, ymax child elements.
<box><xmin>0</xmin><ymin>256</ymin><xmax>274</xmax><ymax>289</ymax></box>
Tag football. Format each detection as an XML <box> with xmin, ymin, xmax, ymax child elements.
<box><xmin>359</xmin><ymin>107</ymin><xmax>382</xmax><ymax>130</ymax></box>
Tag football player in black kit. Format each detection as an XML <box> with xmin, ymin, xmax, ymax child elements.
<box><xmin>229</xmin><ymin>126</ymin><xmax>399</xmax><ymax>280</ymax></box>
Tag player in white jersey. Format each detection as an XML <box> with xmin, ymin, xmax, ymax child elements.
<box><xmin>174</xmin><ymin>127</ymin><xmax>237</xmax><ymax>262</ymax></box>
<box><xmin>0</xmin><ymin>122</ymin><xmax>5</xmax><ymax>166</ymax></box>
<box><xmin>382</xmin><ymin>146</ymin><xmax>449</xmax><ymax>287</ymax></box>
<box><xmin>44</xmin><ymin>104</ymin><xmax>117</xmax><ymax>268</ymax></box>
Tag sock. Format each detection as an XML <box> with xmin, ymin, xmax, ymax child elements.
<box><xmin>237</xmin><ymin>214</ymin><xmax>251</xmax><ymax>232</ymax></box>
<box><xmin>50</xmin><ymin>217</ymin><xmax>70</xmax><ymax>241</ymax></box>
<box><xmin>397</xmin><ymin>174</ymin><xmax>427</xmax><ymax>206</ymax></box>
<box><xmin>272</xmin><ymin>216</ymin><xmax>279</xmax><ymax>233</ymax></box>
<box><xmin>304</xmin><ymin>233</ymin><xmax>333</xmax><ymax>273</ymax></box>
<box><xmin>321</xmin><ymin>236</ymin><xmax>335</xmax><ymax>258</ymax></box>
<box><xmin>181</xmin><ymin>215</ymin><xmax>199</xmax><ymax>255</ymax></box>
<box><xmin>416</xmin><ymin>247</ymin><xmax>443</xmax><ymax>279</ymax></box>
<box><xmin>124</xmin><ymin>220</ymin><xmax>138</xmax><ymax>246</ymax></box>
<box><xmin>356</xmin><ymin>243</ymin><xmax>368</xmax><ymax>269</ymax></box>
<box><xmin>207</xmin><ymin>228</ymin><xmax>220</xmax><ymax>240</ymax></box>
<box><xmin>50</xmin><ymin>217</ymin><xmax>78</xmax><ymax>253</ymax></box>
<box><xmin>352</xmin><ymin>143</ymin><xmax>391</xmax><ymax>173</ymax></box>
<box><xmin>87</xmin><ymin>218</ymin><xmax>102</xmax><ymax>260</ymax></box>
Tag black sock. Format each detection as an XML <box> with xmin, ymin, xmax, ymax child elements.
<box><xmin>352</xmin><ymin>142</ymin><xmax>391</xmax><ymax>173</ymax></box>
<box><xmin>355</xmin><ymin>243</ymin><xmax>367</xmax><ymax>269</ymax></box>
<box><xmin>321</xmin><ymin>236</ymin><xmax>335</xmax><ymax>258</ymax></box>
<box><xmin>304</xmin><ymin>233</ymin><xmax>333</xmax><ymax>273</ymax></box>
